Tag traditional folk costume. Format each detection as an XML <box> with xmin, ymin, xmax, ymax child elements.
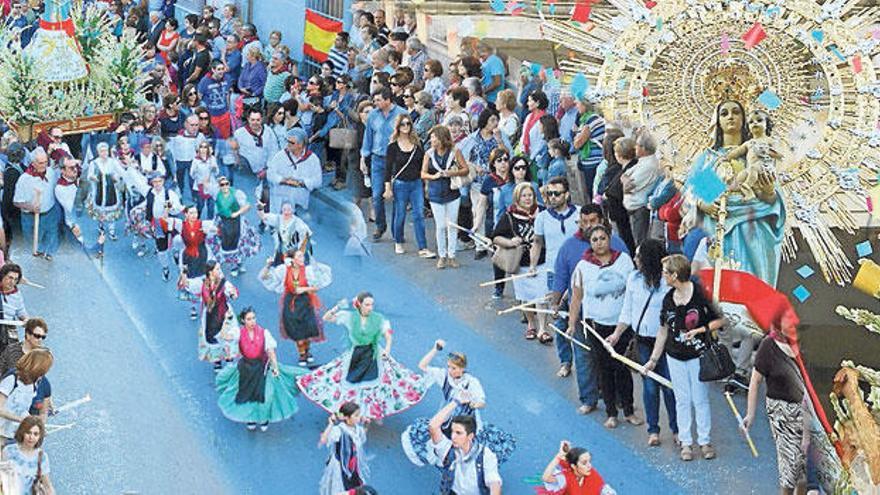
<box><xmin>197</xmin><ymin>275</ymin><xmax>240</xmax><ymax>368</ymax></box>
<box><xmin>260</xmin><ymin>261</ymin><xmax>332</xmax><ymax>365</ymax></box>
<box><xmin>24</xmin><ymin>0</ymin><xmax>88</xmax><ymax>83</ymax></box>
<box><xmin>319</xmin><ymin>422</ymin><xmax>368</xmax><ymax>495</ymax></box>
<box><xmin>215</xmin><ymin>324</ymin><xmax>302</xmax><ymax>426</ymax></box>
<box><xmin>119</xmin><ymin>163</ymin><xmax>150</xmax><ymax>255</ymax></box>
<box><xmin>208</xmin><ymin>187</ymin><xmax>260</xmax><ymax>274</ymax></box>
<box><xmin>262</xmin><ymin>210</ymin><xmax>313</xmax><ymax>265</ymax></box>
<box><xmin>296</xmin><ymin>308</ymin><xmax>427</xmax><ymax>421</ymax></box>
<box><xmin>144</xmin><ymin>185</ymin><xmax>183</xmax><ymax>280</ymax></box>
<box><xmin>539</xmin><ymin>461</ymin><xmax>617</xmax><ymax>495</ymax></box>
<box><xmin>173</xmin><ymin>218</ymin><xmax>217</xmax><ymax>313</ymax></box>
<box><xmin>86</xmin><ymin>153</ymin><xmax>124</xmax><ymax>238</ymax></box>
<box><xmin>402</xmin><ymin>368</ymin><xmax>516</xmax><ymax>468</ymax></box>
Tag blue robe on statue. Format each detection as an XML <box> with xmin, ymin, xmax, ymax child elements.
<box><xmin>694</xmin><ymin>148</ymin><xmax>786</xmax><ymax>288</ymax></box>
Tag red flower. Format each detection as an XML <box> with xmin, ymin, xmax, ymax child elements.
<box><xmin>381</xmin><ymin>373</ymin><xmax>392</xmax><ymax>385</ymax></box>
<box><xmin>404</xmin><ymin>389</ymin><xmax>422</xmax><ymax>402</ymax></box>
<box><xmin>332</xmin><ymin>370</ymin><xmax>342</xmax><ymax>383</ymax></box>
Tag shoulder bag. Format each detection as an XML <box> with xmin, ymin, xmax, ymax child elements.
<box><xmin>624</xmin><ymin>287</ymin><xmax>655</xmax><ymax>362</ymax></box>
<box><xmin>329</xmin><ymin>114</ymin><xmax>357</xmax><ymax>150</ymax></box>
<box><xmin>698</xmin><ymin>330</ymin><xmax>736</xmax><ymax>382</ymax></box>
<box><xmin>448</xmin><ymin>149</ymin><xmax>477</xmax><ymax>191</ymax></box>
<box><xmin>31</xmin><ymin>449</ymin><xmax>47</xmax><ymax>495</ymax></box>
<box><xmin>491</xmin><ymin>212</ymin><xmax>524</xmax><ymax>274</ymax></box>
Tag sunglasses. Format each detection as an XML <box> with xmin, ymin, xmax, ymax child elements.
<box><xmin>546</xmin><ymin>190</ymin><xmax>567</xmax><ymax>197</ymax></box>
<box><xmin>51</xmin><ymin>134</ymin><xmax>63</xmax><ymax>139</ymax></box>
<box><xmin>28</xmin><ymin>333</ymin><xmax>47</xmax><ymax>340</ymax></box>
<box><xmin>399</xmin><ymin>121</ymin><xmax>411</xmax><ymax>127</ymax></box>
<box><xmin>219</xmin><ymin>182</ymin><xmax>230</xmax><ymax>187</ymax></box>
<box><xmin>513</xmin><ymin>165</ymin><xmax>527</xmax><ymax>171</ymax></box>
<box><xmin>199</xmin><ymin>116</ymin><xmax>210</xmax><ymax>121</ymax></box>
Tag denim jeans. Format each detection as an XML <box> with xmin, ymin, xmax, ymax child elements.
<box><xmin>578</xmin><ymin>160</ymin><xmax>597</xmax><ymax>203</ymax></box>
<box><xmin>21</xmin><ymin>204</ymin><xmax>60</xmax><ymax>256</ymax></box>
<box><xmin>667</xmin><ymin>355</ymin><xmax>712</xmax><ymax>447</ymax></box>
<box><xmin>176</xmin><ymin>160</ymin><xmax>192</xmax><ymax>201</ymax></box>
<box><xmin>552</xmin><ymin>279</ymin><xmax>574</xmax><ymax>365</ymax></box>
<box><xmin>196</xmin><ymin>195</ymin><xmax>215</xmax><ymax>219</ymax></box>
<box><xmin>571</xmin><ymin>319</ymin><xmax>599</xmax><ymax>407</ymax></box>
<box><xmin>391</xmin><ymin>179</ymin><xmax>427</xmax><ymax>249</ymax></box>
<box><xmin>370</xmin><ymin>155</ymin><xmax>387</xmax><ymax>232</ymax></box>
<box><xmin>637</xmin><ymin>339</ymin><xmax>678</xmax><ymax>434</ymax></box>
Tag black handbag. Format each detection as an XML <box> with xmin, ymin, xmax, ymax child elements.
<box><xmin>624</xmin><ymin>287</ymin><xmax>656</xmax><ymax>362</ymax></box>
<box><xmin>698</xmin><ymin>332</ymin><xmax>736</xmax><ymax>382</ymax></box>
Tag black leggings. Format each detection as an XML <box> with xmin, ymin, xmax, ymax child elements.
<box><xmin>589</xmin><ymin>322</ymin><xmax>634</xmax><ymax>418</ymax></box>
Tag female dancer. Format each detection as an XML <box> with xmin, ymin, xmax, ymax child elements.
<box><xmin>401</xmin><ymin>339</ymin><xmax>515</xmax><ymax>467</ymax></box>
<box><xmin>86</xmin><ymin>142</ymin><xmax>124</xmax><ymax>240</ymax></box>
<box><xmin>319</xmin><ymin>402</ymin><xmax>369</xmax><ymax>495</ymax></box>
<box><xmin>259</xmin><ymin>247</ymin><xmax>331</xmax><ymax>367</ymax></box>
<box><xmin>211</xmin><ymin>177</ymin><xmax>259</xmax><ymax>277</ymax></box>
<box><xmin>297</xmin><ymin>292</ymin><xmax>427</xmax><ymax>421</ymax></box>
<box><xmin>173</xmin><ymin>205</ymin><xmax>218</xmax><ymax>318</ymax></box>
<box><xmin>216</xmin><ymin>307</ymin><xmax>302</xmax><ymax>431</ymax></box>
<box><xmin>194</xmin><ymin>260</ymin><xmax>240</xmax><ymax>371</ymax></box>
<box><xmin>257</xmin><ymin>200</ymin><xmax>313</xmax><ymax>266</ymax></box>
<box><xmin>541</xmin><ymin>441</ymin><xmax>617</xmax><ymax>494</ymax></box>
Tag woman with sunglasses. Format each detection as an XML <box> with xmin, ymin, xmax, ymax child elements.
<box><xmin>179</xmin><ymin>83</ymin><xmax>201</xmax><ymax>119</ymax></box>
<box><xmin>383</xmin><ymin>114</ymin><xmax>434</xmax><ymax>259</ymax></box>
<box><xmin>495</xmin><ymin>155</ymin><xmax>542</xmax><ymax>227</ymax></box>
<box><xmin>212</xmin><ymin>177</ymin><xmax>259</xmax><ymax>277</ymax></box>
<box><xmin>411</xmin><ymin>91</ymin><xmax>438</xmax><ymax>147</ymax></box>
<box><xmin>266</xmin><ymin>103</ymin><xmax>288</xmax><ymax>150</ymax></box>
<box><xmin>477</xmin><ymin>149</ymin><xmax>512</xmax><ymax>287</ymax></box>
<box><xmin>401</xmin><ymin>340</ymin><xmax>516</xmax><ymax>469</ymax></box>
<box><xmin>421</xmin><ymin>125</ymin><xmax>468</xmax><ymax>269</ymax></box>
<box><xmin>324</xmin><ymin>75</ymin><xmax>355</xmax><ymax>190</ymax></box>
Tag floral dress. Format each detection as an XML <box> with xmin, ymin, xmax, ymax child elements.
<box><xmin>197</xmin><ymin>276</ymin><xmax>240</xmax><ymax>363</ymax></box>
<box><xmin>296</xmin><ymin>310</ymin><xmax>427</xmax><ymax>421</ymax></box>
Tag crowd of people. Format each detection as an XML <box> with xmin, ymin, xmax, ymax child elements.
<box><xmin>0</xmin><ymin>1</ymin><xmax>817</xmax><ymax>494</ymax></box>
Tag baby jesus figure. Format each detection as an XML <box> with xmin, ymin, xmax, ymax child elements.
<box><xmin>724</xmin><ymin>109</ymin><xmax>782</xmax><ymax>200</ymax></box>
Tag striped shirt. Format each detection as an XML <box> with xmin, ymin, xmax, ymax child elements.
<box><xmin>328</xmin><ymin>47</ymin><xmax>350</xmax><ymax>77</ymax></box>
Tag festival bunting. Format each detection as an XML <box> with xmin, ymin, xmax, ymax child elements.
<box><xmin>303</xmin><ymin>9</ymin><xmax>343</xmax><ymax>63</ymax></box>
<box><xmin>571</xmin><ymin>0</ymin><xmax>591</xmax><ymax>22</ymax></box>
<box><xmin>742</xmin><ymin>22</ymin><xmax>766</xmax><ymax>49</ymax></box>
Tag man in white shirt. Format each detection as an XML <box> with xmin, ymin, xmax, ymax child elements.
<box><xmin>621</xmin><ymin>131</ymin><xmax>661</xmax><ymax>246</ymax></box>
<box><xmin>266</xmin><ymin>128</ymin><xmax>322</xmax><ymax>214</ymax></box>
<box><xmin>430</xmin><ymin>400</ymin><xmax>502</xmax><ymax>495</ymax></box>
<box><xmin>55</xmin><ymin>158</ymin><xmax>106</xmax><ymax>255</ymax></box>
<box><xmin>145</xmin><ymin>173</ymin><xmax>183</xmax><ymax>281</ymax></box>
<box><xmin>232</xmin><ymin>108</ymin><xmax>280</xmax><ymax>177</ymax></box>
<box><xmin>171</xmin><ymin>115</ymin><xmax>205</xmax><ymax>200</ymax></box>
<box><xmin>532</xmin><ymin>177</ymin><xmax>581</xmax><ymax>377</ymax></box>
<box><xmin>13</xmin><ymin>149</ymin><xmax>60</xmax><ymax>260</ymax></box>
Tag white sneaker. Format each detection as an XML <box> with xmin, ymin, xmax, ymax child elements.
<box><xmin>418</xmin><ymin>249</ymin><xmax>436</xmax><ymax>259</ymax></box>
<box><xmin>394</xmin><ymin>243</ymin><xmax>405</xmax><ymax>254</ymax></box>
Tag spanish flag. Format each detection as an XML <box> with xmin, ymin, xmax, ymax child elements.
<box><xmin>303</xmin><ymin>9</ymin><xmax>342</xmax><ymax>63</ymax></box>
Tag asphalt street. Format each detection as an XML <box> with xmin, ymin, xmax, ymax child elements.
<box><xmin>16</xmin><ymin>172</ymin><xmax>777</xmax><ymax>494</ymax></box>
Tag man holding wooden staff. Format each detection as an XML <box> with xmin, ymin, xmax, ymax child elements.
<box><xmin>13</xmin><ymin>149</ymin><xmax>61</xmax><ymax>261</ymax></box>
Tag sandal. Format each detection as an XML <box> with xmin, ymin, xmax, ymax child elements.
<box><xmin>625</xmin><ymin>415</ymin><xmax>644</xmax><ymax>426</ymax></box>
<box><xmin>603</xmin><ymin>417</ymin><xmax>618</xmax><ymax>429</ymax></box>
<box><xmin>680</xmin><ymin>445</ymin><xmax>693</xmax><ymax>461</ymax></box>
<box><xmin>700</xmin><ymin>444</ymin><xmax>716</xmax><ymax>460</ymax></box>
<box><xmin>538</xmin><ymin>332</ymin><xmax>553</xmax><ymax>345</ymax></box>
<box><xmin>524</xmin><ymin>328</ymin><xmax>538</xmax><ymax>340</ymax></box>
<box><xmin>556</xmin><ymin>363</ymin><xmax>572</xmax><ymax>378</ymax></box>
<box><xmin>647</xmin><ymin>433</ymin><xmax>661</xmax><ymax>446</ymax></box>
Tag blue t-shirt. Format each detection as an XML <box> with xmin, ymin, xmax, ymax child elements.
<box><xmin>481</xmin><ymin>55</ymin><xmax>506</xmax><ymax>103</ymax></box>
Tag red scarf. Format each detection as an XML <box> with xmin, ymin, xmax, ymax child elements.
<box><xmin>522</xmin><ymin>109</ymin><xmax>546</xmax><ymax>153</ymax></box>
<box><xmin>57</xmin><ymin>175</ymin><xmax>77</xmax><ymax>186</ymax></box>
<box><xmin>246</xmin><ymin>124</ymin><xmax>264</xmax><ymax>147</ymax></box>
<box><xmin>238</xmin><ymin>325</ymin><xmax>267</xmax><ymax>360</ymax></box>
<box><xmin>25</xmin><ymin>165</ymin><xmax>47</xmax><ymax>181</ymax></box>
<box><xmin>283</xmin><ymin>262</ymin><xmax>321</xmax><ymax>310</ymax></box>
<box><xmin>581</xmin><ymin>248</ymin><xmax>621</xmax><ymax>266</ymax></box>
<box><xmin>182</xmin><ymin>220</ymin><xmax>206</xmax><ymax>257</ymax></box>
<box><xmin>508</xmin><ymin>202</ymin><xmax>538</xmax><ymax>220</ymax></box>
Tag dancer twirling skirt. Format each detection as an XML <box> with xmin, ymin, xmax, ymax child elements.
<box><xmin>216</xmin><ymin>307</ymin><xmax>304</xmax><ymax>431</ymax></box>
<box><xmin>402</xmin><ymin>341</ymin><xmax>515</xmax><ymax>467</ymax></box>
<box><xmin>259</xmin><ymin>249</ymin><xmax>332</xmax><ymax>366</ymax></box>
<box><xmin>210</xmin><ymin>179</ymin><xmax>260</xmax><ymax>276</ymax></box>
<box><xmin>198</xmin><ymin>260</ymin><xmax>240</xmax><ymax>371</ymax></box>
<box><xmin>297</xmin><ymin>292</ymin><xmax>427</xmax><ymax>421</ymax></box>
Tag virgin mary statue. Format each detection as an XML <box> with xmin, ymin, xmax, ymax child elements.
<box><xmin>695</xmin><ymin>100</ymin><xmax>786</xmax><ymax>288</ymax></box>
<box><xmin>24</xmin><ymin>0</ymin><xmax>88</xmax><ymax>82</ymax></box>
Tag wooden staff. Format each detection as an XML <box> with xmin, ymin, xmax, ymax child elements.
<box><xmin>32</xmin><ymin>189</ymin><xmax>42</xmax><ymax>256</ymax></box>
<box><xmin>497</xmin><ymin>295</ymin><xmax>547</xmax><ymax>315</ymax></box>
<box><xmin>583</xmin><ymin>319</ymin><xmax>673</xmax><ymax>389</ymax></box>
<box><xmin>479</xmin><ymin>269</ymin><xmax>547</xmax><ymax>287</ymax></box>
<box><xmin>447</xmin><ymin>221</ymin><xmax>493</xmax><ymax>250</ymax></box>
<box><xmin>53</xmin><ymin>394</ymin><xmax>91</xmax><ymax>414</ymax></box>
<box><xmin>522</xmin><ymin>307</ymin><xmax>568</xmax><ymax>317</ymax></box>
<box><xmin>548</xmin><ymin>324</ymin><xmax>590</xmax><ymax>351</ymax></box>
<box><xmin>725</xmin><ymin>391</ymin><xmax>759</xmax><ymax>457</ymax></box>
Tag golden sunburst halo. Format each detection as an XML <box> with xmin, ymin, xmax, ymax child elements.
<box><xmin>543</xmin><ymin>0</ymin><xmax>880</xmax><ymax>285</ymax></box>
